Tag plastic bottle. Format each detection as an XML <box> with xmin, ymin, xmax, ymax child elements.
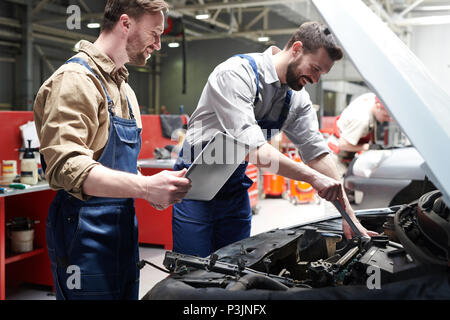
<box><xmin>20</xmin><ymin>140</ymin><xmax>38</xmax><ymax>185</ymax></box>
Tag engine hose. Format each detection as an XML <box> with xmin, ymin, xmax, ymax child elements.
<box><xmin>226</xmin><ymin>274</ymin><xmax>289</xmax><ymax>291</ymax></box>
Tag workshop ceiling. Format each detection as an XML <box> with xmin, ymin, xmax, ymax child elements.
<box><xmin>1</xmin><ymin>0</ymin><xmax>450</xmax><ymax>49</ymax></box>
<box><xmin>0</xmin><ymin>0</ymin><xmax>449</xmax><ymax>81</ymax></box>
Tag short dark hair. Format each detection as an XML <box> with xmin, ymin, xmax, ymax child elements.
<box><xmin>102</xmin><ymin>0</ymin><xmax>169</xmax><ymax>32</ymax></box>
<box><xmin>285</xmin><ymin>21</ymin><xmax>343</xmax><ymax>61</ymax></box>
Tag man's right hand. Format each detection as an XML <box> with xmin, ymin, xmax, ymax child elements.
<box><xmin>310</xmin><ymin>172</ymin><xmax>345</xmax><ymax>210</ymax></box>
<box><xmin>144</xmin><ymin>169</ymin><xmax>191</xmax><ymax>210</ymax></box>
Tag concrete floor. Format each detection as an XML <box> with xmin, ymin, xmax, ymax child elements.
<box><xmin>5</xmin><ymin>197</ymin><xmax>340</xmax><ymax>300</ymax></box>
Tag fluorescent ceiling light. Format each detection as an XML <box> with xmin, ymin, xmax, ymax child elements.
<box><xmin>258</xmin><ymin>36</ymin><xmax>270</xmax><ymax>42</ymax></box>
<box><xmin>87</xmin><ymin>22</ymin><xmax>101</xmax><ymax>29</ymax></box>
<box><xmin>195</xmin><ymin>13</ymin><xmax>210</xmax><ymax>20</ymax></box>
<box><xmin>168</xmin><ymin>42</ymin><xmax>180</xmax><ymax>48</ymax></box>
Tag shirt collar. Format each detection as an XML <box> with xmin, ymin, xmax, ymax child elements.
<box><xmin>78</xmin><ymin>40</ymin><xmax>129</xmax><ymax>83</ymax></box>
<box><xmin>262</xmin><ymin>46</ymin><xmax>282</xmax><ymax>86</ymax></box>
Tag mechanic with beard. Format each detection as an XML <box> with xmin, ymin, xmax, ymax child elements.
<box><xmin>172</xmin><ymin>22</ymin><xmax>378</xmax><ymax>258</ymax></box>
<box><xmin>33</xmin><ymin>0</ymin><xmax>191</xmax><ymax>300</ymax></box>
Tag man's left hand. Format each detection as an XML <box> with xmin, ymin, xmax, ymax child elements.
<box><xmin>342</xmin><ymin>218</ymin><xmax>379</xmax><ymax>239</ymax></box>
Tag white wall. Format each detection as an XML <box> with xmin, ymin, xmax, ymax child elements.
<box><xmin>410</xmin><ymin>23</ymin><xmax>450</xmax><ymax>96</ymax></box>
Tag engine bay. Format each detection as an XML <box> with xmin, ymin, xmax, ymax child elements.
<box><xmin>144</xmin><ymin>191</ymin><xmax>450</xmax><ymax>299</ymax></box>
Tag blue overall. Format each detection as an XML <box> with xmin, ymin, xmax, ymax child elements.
<box><xmin>46</xmin><ymin>58</ymin><xmax>142</xmax><ymax>300</ymax></box>
<box><xmin>172</xmin><ymin>54</ymin><xmax>292</xmax><ymax>257</ymax></box>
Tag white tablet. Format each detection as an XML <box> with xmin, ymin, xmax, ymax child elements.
<box><xmin>183</xmin><ymin>132</ymin><xmax>250</xmax><ymax>201</ymax></box>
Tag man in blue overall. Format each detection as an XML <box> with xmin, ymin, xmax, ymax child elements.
<box><xmin>173</xmin><ymin>22</ymin><xmax>377</xmax><ymax>258</ymax></box>
<box><xmin>34</xmin><ymin>0</ymin><xmax>191</xmax><ymax>299</ymax></box>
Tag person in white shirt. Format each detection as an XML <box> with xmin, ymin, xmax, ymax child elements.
<box><xmin>336</xmin><ymin>92</ymin><xmax>391</xmax><ymax>154</ymax></box>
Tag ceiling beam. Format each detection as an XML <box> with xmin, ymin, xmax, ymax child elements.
<box><xmin>395</xmin><ymin>14</ymin><xmax>450</xmax><ymax>26</ymax></box>
<box><xmin>34</xmin><ymin>12</ymin><xmax>102</xmax><ymax>25</ymax></box>
<box><xmin>32</xmin><ymin>0</ymin><xmax>51</xmax><ymax>16</ymax></box>
<box><xmin>0</xmin><ymin>17</ymin><xmax>21</xmax><ymax>28</ymax></box>
<box><xmin>0</xmin><ymin>17</ymin><xmax>97</xmax><ymax>44</ymax></box>
<box><xmin>398</xmin><ymin>0</ymin><xmax>424</xmax><ymax>18</ymax></box>
<box><xmin>165</xmin><ymin>27</ymin><xmax>298</xmax><ymax>42</ymax></box>
<box><xmin>173</xmin><ymin>0</ymin><xmax>307</xmax><ymax>11</ymax></box>
<box><xmin>5</xmin><ymin>0</ymin><xmax>67</xmax><ymax>15</ymax></box>
<box><xmin>35</xmin><ymin>44</ymin><xmax>56</xmax><ymax>72</ymax></box>
<box><xmin>78</xmin><ymin>0</ymin><xmax>92</xmax><ymax>13</ymax></box>
<box><xmin>211</xmin><ymin>9</ymin><xmax>222</xmax><ymax>21</ymax></box>
<box><xmin>32</xmin><ymin>23</ymin><xmax>97</xmax><ymax>42</ymax></box>
<box><xmin>0</xmin><ymin>40</ymin><xmax>20</xmax><ymax>48</ymax></box>
<box><xmin>0</xmin><ymin>56</ymin><xmax>16</xmax><ymax>63</ymax></box>
<box><xmin>178</xmin><ymin>9</ymin><xmax>238</xmax><ymax>32</ymax></box>
<box><xmin>244</xmin><ymin>8</ymin><xmax>269</xmax><ymax>30</ymax></box>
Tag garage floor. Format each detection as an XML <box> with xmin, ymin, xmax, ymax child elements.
<box><xmin>5</xmin><ymin>198</ymin><xmax>339</xmax><ymax>300</ymax></box>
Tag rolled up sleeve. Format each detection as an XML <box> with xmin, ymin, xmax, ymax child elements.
<box><xmin>207</xmin><ymin>69</ymin><xmax>266</xmax><ymax>149</ymax></box>
<box><xmin>35</xmin><ymin>70</ymin><xmax>104</xmax><ymax>200</ymax></box>
<box><xmin>282</xmin><ymin>90</ymin><xmax>329</xmax><ymax>163</ymax></box>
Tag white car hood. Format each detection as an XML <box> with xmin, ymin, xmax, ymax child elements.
<box><xmin>313</xmin><ymin>0</ymin><xmax>450</xmax><ymax>206</ymax></box>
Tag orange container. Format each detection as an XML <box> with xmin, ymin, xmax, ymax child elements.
<box><xmin>286</xmin><ymin>153</ymin><xmax>318</xmax><ymax>205</ymax></box>
<box><xmin>263</xmin><ymin>173</ymin><xmax>286</xmax><ymax>197</ymax></box>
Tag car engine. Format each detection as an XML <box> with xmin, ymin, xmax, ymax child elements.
<box><xmin>144</xmin><ymin>191</ymin><xmax>450</xmax><ymax>299</ymax></box>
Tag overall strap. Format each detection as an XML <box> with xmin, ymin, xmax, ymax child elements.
<box><xmin>65</xmin><ymin>57</ymin><xmax>115</xmax><ymax>115</ymax></box>
<box><xmin>234</xmin><ymin>54</ymin><xmax>260</xmax><ymax>104</ymax></box>
<box><xmin>278</xmin><ymin>89</ymin><xmax>293</xmax><ymax>126</ymax></box>
<box><xmin>255</xmin><ymin>90</ymin><xmax>292</xmax><ymax>140</ymax></box>
<box><xmin>126</xmin><ymin>96</ymin><xmax>135</xmax><ymax>120</ymax></box>
<box><xmin>234</xmin><ymin>54</ymin><xmax>293</xmax><ymax>140</ymax></box>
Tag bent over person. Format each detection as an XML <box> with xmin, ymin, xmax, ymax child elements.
<box><xmin>172</xmin><ymin>22</ymin><xmax>377</xmax><ymax>258</ymax></box>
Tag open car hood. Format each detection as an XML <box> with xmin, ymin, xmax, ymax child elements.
<box><xmin>312</xmin><ymin>0</ymin><xmax>450</xmax><ymax>207</ymax></box>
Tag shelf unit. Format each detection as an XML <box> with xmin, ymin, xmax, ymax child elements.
<box><xmin>0</xmin><ymin>182</ymin><xmax>55</xmax><ymax>300</ymax></box>
<box><xmin>0</xmin><ymin>112</ymin><xmax>187</xmax><ymax>299</ymax></box>
<box><xmin>5</xmin><ymin>248</ymin><xmax>46</xmax><ymax>265</ymax></box>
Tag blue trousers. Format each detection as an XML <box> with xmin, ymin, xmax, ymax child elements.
<box><xmin>47</xmin><ymin>191</ymin><xmax>140</xmax><ymax>300</ymax></box>
<box><xmin>172</xmin><ymin>161</ymin><xmax>253</xmax><ymax>257</ymax></box>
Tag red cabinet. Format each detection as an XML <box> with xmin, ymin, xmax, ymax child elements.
<box><xmin>0</xmin><ymin>185</ymin><xmax>55</xmax><ymax>300</ymax></box>
<box><xmin>135</xmin><ymin>159</ymin><xmax>176</xmax><ymax>250</ymax></box>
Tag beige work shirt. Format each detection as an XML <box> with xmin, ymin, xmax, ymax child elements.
<box><xmin>34</xmin><ymin>40</ymin><xmax>142</xmax><ymax>200</ymax></box>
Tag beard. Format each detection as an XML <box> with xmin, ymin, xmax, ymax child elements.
<box><xmin>126</xmin><ymin>36</ymin><xmax>148</xmax><ymax>66</ymax></box>
<box><xmin>286</xmin><ymin>61</ymin><xmax>311</xmax><ymax>91</ymax></box>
